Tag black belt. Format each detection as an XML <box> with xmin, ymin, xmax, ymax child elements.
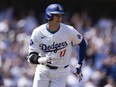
<box><xmin>46</xmin><ymin>65</ymin><xmax>69</xmax><ymax>69</ymax></box>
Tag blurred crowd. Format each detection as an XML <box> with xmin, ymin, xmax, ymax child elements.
<box><xmin>0</xmin><ymin>6</ymin><xmax>116</xmax><ymax>87</ymax></box>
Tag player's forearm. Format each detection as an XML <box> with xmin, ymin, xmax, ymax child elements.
<box><xmin>27</xmin><ymin>52</ymin><xmax>40</xmax><ymax>64</ymax></box>
<box><xmin>27</xmin><ymin>52</ymin><xmax>52</xmax><ymax>64</ymax></box>
<box><xmin>78</xmin><ymin>39</ymin><xmax>87</xmax><ymax>64</ymax></box>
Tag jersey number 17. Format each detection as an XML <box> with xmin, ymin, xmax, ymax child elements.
<box><xmin>60</xmin><ymin>49</ymin><xmax>66</xmax><ymax>57</ymax></box>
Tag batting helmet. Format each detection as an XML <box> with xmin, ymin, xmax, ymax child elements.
<box><xmin>45</xmin><ymin>4</ymin><xmax>65</xmax><ymax>21</ymax></box>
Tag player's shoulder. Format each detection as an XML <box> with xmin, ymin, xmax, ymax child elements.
<box><xmin>33</xmin><ymin>23</ymin><xmax>46</xmax><ymax>33</ymax></box>
<box><xmin>61</xmin><ymin>23</ymin><xmax>81</xmax><ymax>36</ymax></box>
<box><xmin>60</xmin><ymin>23</ymin><xmax>76</xmax><ymax>31</ymax></box>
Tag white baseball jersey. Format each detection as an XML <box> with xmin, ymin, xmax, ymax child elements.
<box><xmin>29</xmin><ymin>23</ymin><xmax>83</xmax><ymax>67</ymax></box>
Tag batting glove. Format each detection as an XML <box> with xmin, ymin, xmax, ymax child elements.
<box><xmin>38</xmin><ymin>57</ymin><xmax>52</xmax><ymax>64</ymax></box>
<box><xmin>73</xmin><ymin>64</ymin><xmax>83</xmax><ymax>82</ymax></box>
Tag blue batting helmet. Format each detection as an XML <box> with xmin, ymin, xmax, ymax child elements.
<box><xmin>45</xmin><ymin>4</ymin><xmax>65</xmax><ymax>21</ymax></box>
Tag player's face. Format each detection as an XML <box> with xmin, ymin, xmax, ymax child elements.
<box><xmin>52</xmin><ymin>14</ymin><xmax>63</xmax><ymax>23</ymax></box>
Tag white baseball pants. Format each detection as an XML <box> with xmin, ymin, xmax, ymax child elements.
<box><xmin>32</xmin><ymin>65</ymin><xmax>69</xmax><ymax>87</ymax></box>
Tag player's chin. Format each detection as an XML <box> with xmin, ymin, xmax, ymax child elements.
<box><xmin>56</xmin><ymin>20</ymin><xmax>62</xmax><ymax>22</ymax></box>
<box><xmin>56</xmin><ymin>21</ymin><xmax>60</xmax><ymax>23</ymax></box>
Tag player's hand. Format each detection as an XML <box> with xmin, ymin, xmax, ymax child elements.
<box><xmin>73</xmin><ymin>64</ymin><xmax>83</xmax><ymax>82</ymax></box>
<box><xmin>38</xmin><ymin>57</ymin><xmax>52</xmax><ymax>64</ymax></box>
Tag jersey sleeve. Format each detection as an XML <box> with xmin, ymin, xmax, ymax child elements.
<box><xmin>29</xmin><ymin>29</ymin><xmax>40</xmax><ymax>53</ymax></box>
<box><xmin>70</xmin><ymin>27</ymin><xmax>83</xmax><ymax>45</ymax></box>
<box><xmin>69</xmin><ymin>26</ymin><xmax>86</xmax><ymax>64</ymax></box>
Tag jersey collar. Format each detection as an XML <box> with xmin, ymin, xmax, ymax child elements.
<box><xmin>46</xmin><ymin>23</ymin><xmax>60</xmax><ymax>34</ymax></box>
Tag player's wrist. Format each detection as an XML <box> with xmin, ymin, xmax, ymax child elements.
<box><xmin>77</xmin><ymin>63</ymin><xmax>82</xmax><ymax>67</ymax></box>
<box><xmin>76</xmin><ymin>64</ymin><xmax>82</xmax><ymax>68</ymax></box>
<box><xmin>38</xmin><ymin>57</ymin><xmax>51</xmax><ymax>64</ymax></box>
<box><xmin>75</xmin><ymin>63</ymin><xmax>82</xmax><ymax>74</ymax></box>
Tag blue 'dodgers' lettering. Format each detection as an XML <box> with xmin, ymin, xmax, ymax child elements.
<box><xmin>39</xmin><ymin>41</ymin><xmax>68</xmax><ymax>53</ymax></box>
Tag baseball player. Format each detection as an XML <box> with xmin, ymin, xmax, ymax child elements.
<box><xmin>27</xmin><ymin>4</ymin><xmax>87</xmax><ymax>87</ymax></box>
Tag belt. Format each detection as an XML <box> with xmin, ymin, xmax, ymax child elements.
<box><xmin>46</xmin><ymin>65</ymin><xmax>69</xmax><ymax>69</ymax></box>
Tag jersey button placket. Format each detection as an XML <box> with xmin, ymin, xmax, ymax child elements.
<box><xmin>51</xmin><ymin>35</ymin><xmax>55</xmax><ymax>42</ymax></box>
